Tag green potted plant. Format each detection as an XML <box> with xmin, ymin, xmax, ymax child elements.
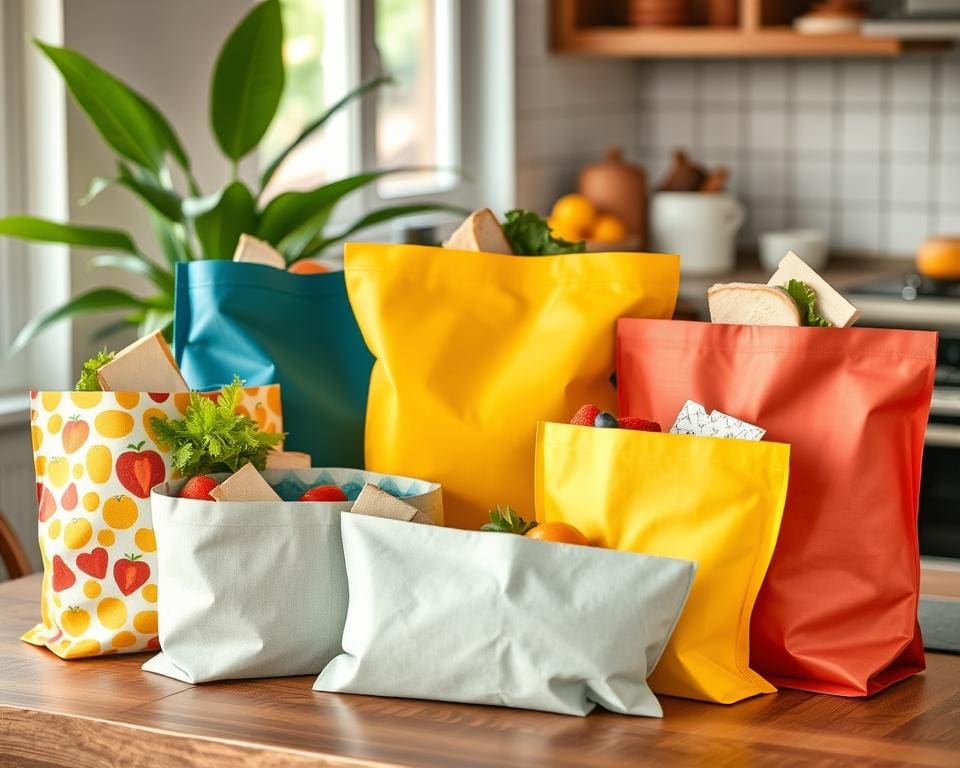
<box><xmin>0</xmin><ymin>0</ymin><xmax>460</xmax><ymax>355</ymax></box>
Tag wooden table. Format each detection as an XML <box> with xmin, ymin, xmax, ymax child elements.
<box><xmin>1</xmin><ymin>574</ymin><xmax>958</xmax><ymax>767</ymax></box>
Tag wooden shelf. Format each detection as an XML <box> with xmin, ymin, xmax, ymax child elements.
<box><xmin>552</xmin><ymin>1</ymin><xmax>954</xmax><ymax>58</ymax></box>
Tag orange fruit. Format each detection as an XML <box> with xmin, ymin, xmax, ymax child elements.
<box><xmin>916</xmin><ymin>236</ymin><xmax>960</xmax><ymax>280</ymax></box>
<box><xmin>103</xmin><ymin>495</ymin><xmax>138</xmax><ymax>529</ymax></box>
<box><xmin>288</xmin><ymin>260</ymin><xmax>329</xmax><ymax>274</ymax></box>
<box><xmin>547</xmin><ymin>216</ymin><xmax>584</xmax><ymax>243</ymax></box>
<box><xmin>590</xmin><ymin>213</ymin><xmax>627</xmax><ymax>244</ymax></box>
<box><xmin>525</xmin><ymin>522</ymin><xmax>589</xmax><ymax>546</ymax></box>
<box><xmin>61</xmin><ymin>606</ymin><xmax>91</xmax><ymax>637</ymax></box>
<box><xmin>550</xmin><ymin>193</ymin><xmax>595</xmax><ymax>232</ymax></box>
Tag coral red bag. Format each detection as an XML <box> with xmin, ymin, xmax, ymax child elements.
<box><xmin>617</xmin><ymin>318</ymin><xmax>937</xmax><ymax>696</ymax></box>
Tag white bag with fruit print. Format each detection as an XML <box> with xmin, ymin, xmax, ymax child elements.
<box><xmin>20</xmin><ymin>385</ymin><xmax>283</xmax><ymax>659</ymax></box>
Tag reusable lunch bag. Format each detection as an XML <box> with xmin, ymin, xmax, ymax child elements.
<box><xmin>617</xmin><ymin>318</ymin><xmax>938</xmax><ymax>696</ymax></box>
<box><xmin>142</xmin><ymin>469</ymin><xmax>442</xmax><ymax>683</ymax></box>
<box><xmin>535</xmin><ymin>421</ymin><xmax>789</xmax><ymax>704</ymax></box>
<box><xmin>314</xmin><ymin>513</ymin><xmax>695</xmax><ymax>717</ymax></box>
<box><xmin>174</xmin><ymin>260</ymin><xmax>373</xmax><ymax>468</ymax></box>
<box><xmin>21</xmin><ymin>385</ymin><xmax>282</xmax><ymax>659</ymax></box>
<box><xmin>344</xmin><ymin>243</ymin><xmax>679</xmax><ymax>529</ymax></box>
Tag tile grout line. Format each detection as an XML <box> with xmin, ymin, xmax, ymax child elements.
<box><xmin>878</xmin><ymin>60</ymin><xmax>892</xmax><ymax>253</ymax></box>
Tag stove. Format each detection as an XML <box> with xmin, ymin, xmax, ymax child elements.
<box><xmin>846</xmin><ymin>273</ymin><xmax>960</xmax><ymax>332</ymax></box>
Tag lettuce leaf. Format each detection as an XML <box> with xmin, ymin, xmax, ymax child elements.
<box><xmin>501</xmin><ymin>209</ymin><xmax>585</xmax><ymax>256</ymax></box>
<box><xmin>782</xmin><ymin>279</ymin><xmax>832</xmax><ymax>327</ymax></box>
<box><xmin>75</xmin><ymin>348</ymin><xmax>115</xmax><ymax>391</ymax></box>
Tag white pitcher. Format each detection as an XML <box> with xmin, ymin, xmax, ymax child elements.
<box><xmin>651</xmin><ymin>192</ymin><xmax>745</xmax><ymax>275</ymax></box>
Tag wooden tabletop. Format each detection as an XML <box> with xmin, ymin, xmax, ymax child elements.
<box><xmin>1</xmin><ymin>574</ymin><xmax>958</xmax><ymax>767</ymax></box>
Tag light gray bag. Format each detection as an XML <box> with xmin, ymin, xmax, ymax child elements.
<box><xmin>142</xmin><ymin>469</ymin><xmax>441</xmax><ymax>683</ymax></box>
<box><xmin>314</xmin><ymin>515</ymin><xmax>696</xmax><ymax>717</ymax></box>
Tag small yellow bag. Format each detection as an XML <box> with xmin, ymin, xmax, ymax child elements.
<box><xmin>345</xmin><ymin>243</ymin><xmax>679</xmax><ymax>529</ymax></box>
<box><xmin>535</xmin><ymin>422</ymin><xmax>789</xmax><ymax>704</ymax></box>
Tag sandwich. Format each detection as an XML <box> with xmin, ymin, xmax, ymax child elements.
<box><xmin>444</xmin><ymin>208</ymin><xmax>514</xmax><ymax>254</ymax></box>
<box><xmin>708</xmin><ymin>251</ymin><xmax>861</xmax><ymax>328</ymax></box>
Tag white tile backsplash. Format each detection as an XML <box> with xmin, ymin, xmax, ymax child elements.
<box><xmin>513</xmin><ymin>5</ymin><xmax>960</xmax><ymax>257</ymax></box>
<box><xmin>841</xmin><ymin>109</ymin><xmax>883</xmax><ymax>154</ymax></box>
<box><xmin>887</xmin><ymin>161</ymin><xmax>930</xmax><ymax>205</ymax></box>
<box><xmin>841</xmin><ymin>61</ymin><xmax>884</xmax><ymax>105</ymax></box>
<box><xmin>889</xmin><ymin>111</ymin><xmax>931</xmax><ymax>156</ymax></box>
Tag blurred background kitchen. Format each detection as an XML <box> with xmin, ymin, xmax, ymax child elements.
<box><xmin>1</xmin><ymin>0</ymin><xmax>959</xmax><ymax>576</ymax></box>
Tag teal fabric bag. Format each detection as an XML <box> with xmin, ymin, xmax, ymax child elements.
<box><xmin>174</xmin><ymin>261</ymin><xmax>373</xmax><ymax>467</ymax></box>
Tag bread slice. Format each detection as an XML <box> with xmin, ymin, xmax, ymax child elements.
<box><xmin>233</xmin><ymin>234</ymin><xmax>286</xmax><ymax>269</ymax></box>
<box><xmin>209</xmin><ymin>463</ymin><xmax>281</xmax><ymax>503</ymax></box>
<box><xmin>767</xmin><ymin>251</ymin><xmax>862</xmax><ymax>328</ymax></box>
<box><xmin>97</xmin><ymin>330</ymin><xmax>189</xmax><ymax>392</ymax></box>
<box><xmin>708</xmin><ymin>283</ymin><xmax>801</xmax><ymax>327</ymax></box>
<box><xmin>443</xmin><ymin>209</ymin><xmax>513</xmax><ymax>254</ymax></box>
<box><xmin>264</xmin><ymin>451</ymin><xmax>311</xmax><ymax>470</ymax></box>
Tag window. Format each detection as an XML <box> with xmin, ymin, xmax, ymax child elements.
<box><xmin>262</xmin><ymin>0</ymin><xmax>461</xmax><ymax>213</ymax></box>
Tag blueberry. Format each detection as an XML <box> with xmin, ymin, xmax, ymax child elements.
<box><xmin>594</xmin><ymin>411</ymin><xmax>618</xmax><ymax>428</ymax></box>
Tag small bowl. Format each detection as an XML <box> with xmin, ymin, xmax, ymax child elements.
<box><xmin>759</xmin><ymin>229</ymin><xmax>828</xmax><ymax>273</ymax></box>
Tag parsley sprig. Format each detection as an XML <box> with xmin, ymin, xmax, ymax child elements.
<box><xmin>150</xmin><ymin>376</ymin><xmax>285</xmax><ymax>477</ymax></box>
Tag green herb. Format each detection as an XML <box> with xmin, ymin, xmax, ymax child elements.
<box><xmin>481</xmin><ymin>505</ymin><xmax>538</xmax><ymax>534</ymax></box>
<box><xmin>75</xmin><ymin>348</ymin><xmax>115</xmax><ymax>391</ymax></box>
<box><xmin>782</xmin><ymin>279</ymin><xmax>832</xmax><ymax>327</ymax></box>
<box><xmin>501</xmin><ymin>209</ymin><xmax>586</xmax><ymax>256</ymax></box>
<box><xmin>150</xmin><ymin>375</ymin><xmax>285</xmax><ymax>477</ymax></box>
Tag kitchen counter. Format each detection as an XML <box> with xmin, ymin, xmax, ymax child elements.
<box><xmin>2</xmin><ymin>572</ymin><xmax>959</xmax><ymax>767</ymax></box>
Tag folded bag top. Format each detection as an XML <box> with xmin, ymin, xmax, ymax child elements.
<box><xmin>344</xmin><ymin>242</ymin><xmax>680</xmax><ymax>529</ymax></box>
<box><xmin>174</xmin><ymin>260</ymin><xmax>374</xmax><ymax>468</ymax></box>
<box><xmin>315</xmin><ymin>513</ymin><xmax>696</xmax><ymax>717</ymax></box>
<box><xmin>535</xmin><ymin>421</ymin><xmax>790</xmax><ymax>704</ymax></box>
<box><xmin>143</xmin><ymin>468</ymin><xmax>442</xmax><ymax>684</ymax></box>
<box><xmin>616</xmin><ymin>318</ymin><xmax>938</xmax><ymax>696</ymax></box>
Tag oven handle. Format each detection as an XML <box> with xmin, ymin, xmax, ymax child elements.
<box><xmin>926</xmin><ymin>423</ymin><xmax>960</xmax><ymax>448</ymax></box>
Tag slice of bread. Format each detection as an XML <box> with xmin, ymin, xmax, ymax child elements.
<box><xmin>209</xmin><ymin>463</ymin><xmax>281</xmax><ymax>503</ymax></box>
<box><xmin>443</xmin><ymin>209</ymin><xmax>513</xmax><ymax>254</ymax></box>
<box><xmin>708</xmin><ymin>283</ymin><xmax>801</xmax><ymax>326</ymax></box>
<box><xmin>233</xmin><ymin>234</ymin><xmax>286</xmax><ymax>269</ymax></box>
<box><xmin>97</xmin><ymin>330</ymin><xmax>189</xmax><ymax>392</ymax></box>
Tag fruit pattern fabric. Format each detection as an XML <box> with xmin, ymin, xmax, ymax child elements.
<box><xmin>21</xmin><ymin>385</ymin><xmax>283</xmax><ymax>659</ymax></box>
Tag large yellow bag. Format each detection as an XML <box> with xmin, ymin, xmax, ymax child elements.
<box><xmin>535</xmin><ymin>422</ymin><xmax>789</xmax><ymax>704</ymax></box>
<box><xmin>345</xmin><ymin>243</ymin><xmax>679</xmax><ymax>529</ymax></box>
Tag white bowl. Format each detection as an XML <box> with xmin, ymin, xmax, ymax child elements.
<box><xmin>759</xmin><ymin>229</ymin><xmax>828</xmax><ymax>273</ymax></box>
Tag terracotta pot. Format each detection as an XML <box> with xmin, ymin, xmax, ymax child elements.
<box><xmin>578</xmin><ymin>147</ymin><xmax>648</xmax><ymax>248</ymax></box>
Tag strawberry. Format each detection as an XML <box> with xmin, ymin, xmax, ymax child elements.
<box><xmin>148</xmin><ymin>393</ymin><xmax>170</xmax><ymax>403</ymax></box>
<box><xmin>116</xmin><ymin>441</ymin><xmax>165</xmax><ymax>499</ymax></box>
<box><xmin>180</xmin><ymin>475</ymin><xmax>219</xmax><ymax>501</ymax></box>
<box><xmin>570</xmin><ymin>404</ymin><xmax>601</xmax><ymax>426</ymax></box>
<box><xmin>76</xmin><ymin>547</ymin><xmax>109</xmax><ymax>579</ymax></box>
<box><xmin>62</xmin><ymin>416</ymin><xmax>90</xmax><ymax>454</ymax></box>
<box><xmin>114</xmin><ymin>553</ymin><xmax>150</xmax><ymax>596</ymax></box>
<box><xmin>52</xmin><ymin>555</ymin><xmax>76</xmax><ymax>592</ymax></box>
<box><xmin>618</xmin><ymin>417</ymin><xmax>662</xmax><ymax>432</ymax></box>
<box><xmin>299</xmin><ymin>485</ymin><xmax>348</xmax><ymax>502</ymax></box>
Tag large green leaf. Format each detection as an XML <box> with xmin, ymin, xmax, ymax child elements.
<box><xmin>81</xmin><ymin>164</ymin><xmax>184</xmax><ymax>223</ymax></box>
<box><xmin>260</xmin><ymin>75</ymin><xmax>392</xmax><ymax>188</ymax></box>
<box><xmin>116</xmin><ymin>163</ymin><xmax>184</xmax><ymax>222</ymax></box>
<box><xmin>0</xmin><ymin>216</ymin><xmax>138</xmax><ymax>253</ymax></box>
<box><xmin>35</xmin><ymin>42</ymin><xmax>169</xmax><ymax>173</ymax></box>
<box><xmin>131</xmin><ymin>90</ymin><xmax>192</xmax><ymax>178</ymax></box>
<box><xmin>6</xmin><ymin>288</ymin><xmax>151</xmax><ymax>359</ymax></box>
<box><xmin>88</xmin><ymin>253</ymin><xmax>174</xmax><ymax>293</ymax></box>
<box><xmin>149</xmin><ymin>213</ymin><xmax>192</xmax><ymax>267</ymax></box>
<box><xmin>210</xmin><ymin>0</ymin><xmax>284</xmax><ymax>161</ymax></box>
<box><xmin>193</xmin><ymin>181</ymin><xmax>257</xmax><ymax>259</ymax></box>
<box><xmin>294</xmin><ymin>203</ymin><xmax>469</xmax><ymax>261</ymax></box>
<box><xmin>257</xmin><ymin>169</ymin><xmax>412</xmax><ymax>246</ymax></box>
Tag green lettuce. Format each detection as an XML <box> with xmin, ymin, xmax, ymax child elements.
<box><xmin>501</xmin><ymin>209</ymin><xmax>585</xmax><ymax>256</ymax></box>
<box><xmin>782</xmin><ymin>279</ymin><xmax>832</xmax><ymax>327</ymax></box>
<box><xmin>75</xmin><ymin>348</ymin><xmax>115</xmax><ymax>391</ymax></box>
